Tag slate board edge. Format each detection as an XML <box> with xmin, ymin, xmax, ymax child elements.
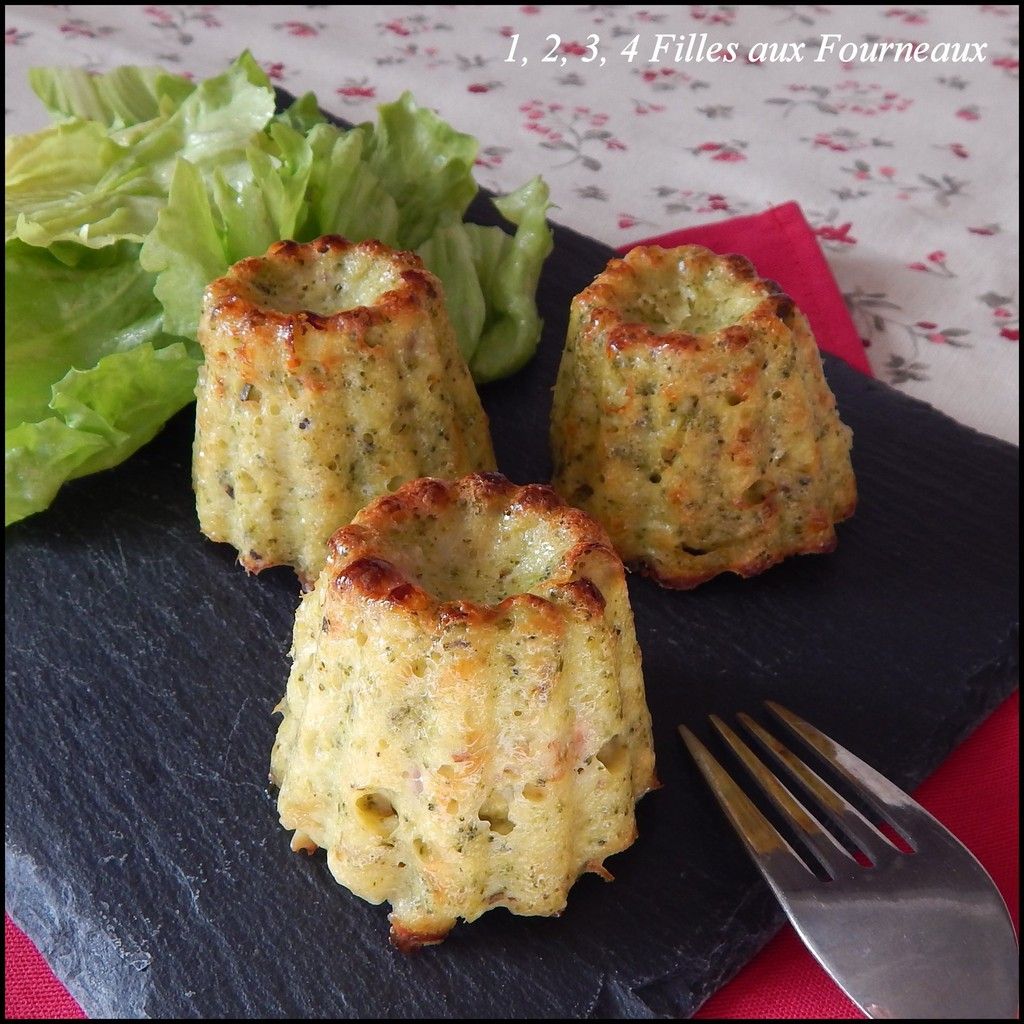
<box><xmin>6</xmin><ymin>847</ymin><xmax>149</xmax><ymax>1020</ymax></box>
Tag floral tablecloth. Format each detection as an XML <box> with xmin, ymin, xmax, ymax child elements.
<box><xmin>5</xmin><ymin>3</ymin><xmax>1019</xmax><ymax>443</ymax></box>
<box><xmin>4</xmin><ymin>5</ymin><xmax>1020</xmax><ymax>1020</ymax></box>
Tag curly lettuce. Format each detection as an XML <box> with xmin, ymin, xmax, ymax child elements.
<box><xmin>419</xmin><ymin>177</ymin><xmax>553</xmax><ymax>380</ymax></box>
<box><xmin>5</xmin><ymin>240</ymin><xmax>199</xmax><ymax>524</ymax></box>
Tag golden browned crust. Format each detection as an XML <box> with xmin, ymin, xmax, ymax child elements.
<box><xmin>580</xmin><ymin>247</ymin><xmax>794</xmax><ymax>358</ymax></box>
<box><xmin>550</xmin><ymin>244</ymin><xmax>857</xmax><ymax>589</ymax></box>
<box><xmin>204</xmin><ymin>237</ymin><xmax>441</xmax><ymax>372</ymax></box>
<box><xmin>388</xmin><ymin>921</ymin><xmax>450</xmax><ymax>954</ymax></box>
<box><xmin>326</xmin><ymin>473</ymin><xmax>623</xmax><ymax>625</ymax></box>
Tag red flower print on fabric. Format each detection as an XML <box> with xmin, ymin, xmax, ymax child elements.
<box><xmin>275</xmin><ymin>21</ymin><xmax>321</xmax><ymax>38</ymax></box>
<box><xmin>979</xmin><ymin>292</ymin><xmax>1020</xmax><ymax>341</ymax></box>
<box><xmin>690</xmin><ymin>141</ymin><xmax>747</xmax><ymax>162</ymax></box>
<box><xmin>337</xmin><ymin>79</ymin><xmax>376</xmax><ymax>103</ymax></box>
<box><xmin>519</xmin><ymin>100</ymin><xmax>625</xmax><ymax>171</ymax></box>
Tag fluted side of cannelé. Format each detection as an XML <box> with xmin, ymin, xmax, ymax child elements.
<box><xmin>194</xmin><ymin>237</ymin><xmax>495</xmax><ymax>586</ymax></box>
<box><xmin>271</xmin><ymin>473</ymin><xmax>657</xmax><ymax>949</ymax></box>
<box><xmin>551</xmin><ymin>244</ymin><xmax>856</xmax><ymax>589</ymax></box>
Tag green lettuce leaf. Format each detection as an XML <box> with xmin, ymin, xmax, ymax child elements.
<box><xmin>276</xmin><ymin>91</ymin><xmax>327</xmax><ymax>134</ymax></box>
<box><xmin>140</xmin><ymin>123</ymin><xmax>317</xmax><ymax>338</ymax></box>
<box><xmin>360</xmin><ymin>92</ymin><xmax>479</xmax><ymax>248</ymax></box>
<box><xmin>419</xmin><ymin>177</ymin><xmax>553</xmax><ymax>381</ymax></box>
<box><xmin>304</xmin><ymin>124</ymin><xmax>399</xmax><ymax>245</ymax></box>
<box><xmin>5</xmin><ymin>419</ymin><xmax>107</xmax><ymax>527</ymax></box>
<box><xmin>119</xmin><ymin>52</ymin><xmax>274</xmax><ymax>192</ymax></box>
<box><xmin>7</xmin><ymin>53</ymin><xmax>275</xmax><ymax>250</ymax></box>
<box><xmin>5</xmin><ymin>342</ymin><xmax>199</xmax><ymax>525</ymax></box>
<box><xmin>5</xmin><ymin>121</ymin><xmax>162</xmax><ymax>248</ymax></box>
<box><xmin>5</xmin><ymin>239</ymin><xmax>176</xmax><ymax>428</ymax></box>
<box><xmin>4</xmin><ymin>238</ymin><xmax>199</xmax><ymax>524</ymax></box>
<box><xmin>29</xmin><ymin>64</ymin><xmax>195</xmax><ymax>127</ymax></box>
<box><xmin>417</xmin><ymin>219</ymin><xmax>487</xmax><ymax>364</ymax></box>
<box><xmin>6</xmin><ymin>119</ymin><xmax>125</xmax><ymax>199</ymax></box>
<box><xmin>136</xmin><ymin>159</ymin><xmax>226</xmax><ymax>339</ymax></box>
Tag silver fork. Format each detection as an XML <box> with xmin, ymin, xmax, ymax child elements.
<box><xmin>680</xmin><ymin>701</ymin><xmax>1019</xmax><ymax>1019</ymax></box>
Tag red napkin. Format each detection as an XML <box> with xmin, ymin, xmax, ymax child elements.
<box><xmin>4</xmin><ymin>918</ymin><xmax>85</xmax><ymax>1020</ymax></box>
<box><xmin>5</xmin><ymin>204</ymin><xmax>1017</xmax><ymax>1020</ymax></box>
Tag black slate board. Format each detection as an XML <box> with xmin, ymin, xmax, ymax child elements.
<box><xmin>5</xmin><ymin>200</ymin><xmax>1019</xmax><ymax>1018</ymax></box>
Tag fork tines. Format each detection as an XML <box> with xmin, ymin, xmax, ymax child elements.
<box><xmin>679</xmin><ymin>702</ymin><xmax>910</xmax><ymax>881</ymax></box>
